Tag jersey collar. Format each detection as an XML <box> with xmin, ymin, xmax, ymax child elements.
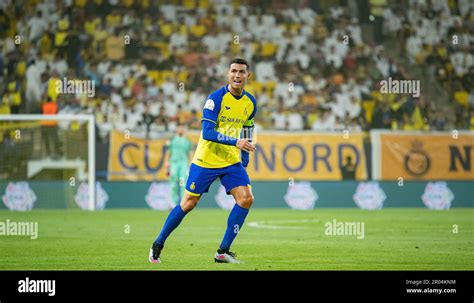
<box><xmin>225</xmin><ymin>85</ymin><xmax>245</xmax><ymax>100</ymax></box>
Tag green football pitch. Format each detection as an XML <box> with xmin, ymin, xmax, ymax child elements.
<box><xmin>0</xmin><ymin>208</ymin><xmax>472</xmax><ymax>270</ymax></box>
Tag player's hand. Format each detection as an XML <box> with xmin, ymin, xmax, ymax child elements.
<box><xmin>236</xmin><ymin>139</ymin><xmax>256</xmax><ymax>152</ymax></box>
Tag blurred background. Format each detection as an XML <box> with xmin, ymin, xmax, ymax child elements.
<box><xmin>0</xmin><ymin>0</ymin><xmax>472</xmax><ymax>209</ymax></box>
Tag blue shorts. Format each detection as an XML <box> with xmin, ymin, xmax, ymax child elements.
<box><xmin>185</xmin><ymin>162</ymin><xmax>250</xmax><ymax>196</ymax></box>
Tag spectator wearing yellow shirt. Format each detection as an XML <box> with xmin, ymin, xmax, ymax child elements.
<box><xmin>401</xmin><ymin>113</ymin><xmax>416</xmax><ymax>131</ymax></box>
<box><xmin>47</xmin><ymin>71</ymin><xmax>61</xmax><ymax>101</ymax></box>
<box><xmin>470</xmin><ymin>109</ymin><xmax>474</xmax><ymax>130</ymax></box>
<box><xmin>39</xmin><ymin>30</ymin><xmax>52</xmax><ymax>56</ymax></box>
<box><xmin>6</xmin><ymin>77</ymin><xmax>21</xmax><ymax>113</ymax></box>
<box><xmin>106</xmin><ymin>10</ymin><xmax>122</xmax><ymax>28</ymax></box>
<box><xmin>105</xmin><ymin>29</ymin><xmax>125</xmax><ymax>60</ymax></box>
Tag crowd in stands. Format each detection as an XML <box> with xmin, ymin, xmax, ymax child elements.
<box><xmin>383</xmin><ymin>0</ymin><xmax>474</xmax><ymax>130</ymax></box>
<box><xmin>0</xmin><ymin>0</ymin><xmax>473</xmax><ymax>141</ymax></box>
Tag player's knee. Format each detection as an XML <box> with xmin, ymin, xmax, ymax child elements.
<box><xmin>237</xmin><ymin>194</ymin><xmax>253</xmax><ymax>209</ymax></box>
<box><xmin>180</xmin><ymin>196</ymin><xmax>199</xmax><ymax>212</ymax></box>
<box><xmin>180</xmin><ymin>200</ymin><xmax>197</xmax><ymax>212</ymax></box>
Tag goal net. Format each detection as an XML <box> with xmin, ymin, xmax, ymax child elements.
<box><xmin>0</xmin><ymin>114</ymin><xmax>96</xmax><ymax>210</ymax></box>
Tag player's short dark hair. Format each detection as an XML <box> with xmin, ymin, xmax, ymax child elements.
<box><xmin>230</xmin><ymin>58</ymin><xmax>249</xmax><ymax>70</ymax></box>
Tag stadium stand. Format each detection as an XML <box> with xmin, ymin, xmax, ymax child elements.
<box><xmin>0</xmin><ymin>0</ymin><xmax>473</xmax><ymax>143</ymax></box>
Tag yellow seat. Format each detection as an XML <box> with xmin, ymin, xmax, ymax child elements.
<box><xmin>251</xmin><ymin>81</ymin><xmax>263</xmax><ymax>94</ymax></box>
<box><xmin>153</xmin><ymin>41</ymin><xmax>170</xmax><ymax>58</ymax></box>
<box><xmin>230</xmin><ymin>43</ymin><xmax>240</xmax><ymax>55</ymax></box>
<box><xmin>260</xmin><ymin>42</ymin><xmax>278</xmax><ymax>57</ymax></box>
<box><xmin>454</xmin><ymin>90</ymin><xmax>469</xmax><ymax>108</ymax></box>
<box><xmin>265</xmin><ymin>81</ymin><xmax>277</xmax><ymax>95</ymax></box>
<box><xmin>177</xmin><ymin>71</ymin><xmax>189</xmax><ymax>83</ymax></box>
<box><xmin>106</xmin><ymin>14</ymin><xmax>121</xmax><ymax>28</ymax></box>
<box><xmin>58</xmin><ymin>18</ymin><xmax>69</xmax><ymax>31</ymax></box>
<box><xmin>183</xmin><ymin>0</ymin><xmax>195</xmax><ymax>9</ymax></box>
<box><xmin>178</xmin><ymin>24</ymin><xmax>187</xmax><ymax>35</ymax></box>
<box><xmin>74</xmin><ymin>0</ymin><xmax>87</xmax><ymax>7</ymax></box>
<box><xmin>140</xmin><ymin>0</ymin><xmax>150</xmax><ymax>9</ymax></box>
<box><xmin>160</xmin><ymin>23</ymin><xmax>173</xmax><ymax>37</ymax></box>
<box><xmin>147</xmin><ymin>71</ymin><xmax>160</xmax><ymax>84</ymax></box>
<box><xmin>122</xmin><ymin>0</ymin><xmax>134</xmax><ymax>8</ymax></box>
<box><xmin>190</xmin><ymin>24</ymin><xmax>207</xmax><ymax>37</ymax></box>
<box><xmin>198</xmin><ymin>0</ymin><xmax>210</xmax><ymax>9</ymax></box>
<box><xmin>290</xmin><ymin>23</ymin><xmax>301</xmax><ymax>33</ymax></box>
<box><xmin>0</xmin><ymin>96</ymin><xmax>11</xmax><ymax>114</ymax></box>
<box><xmin>85</xmin><ymin>20</ymin><xmax>97</xmax><ymax>35</ymax></box>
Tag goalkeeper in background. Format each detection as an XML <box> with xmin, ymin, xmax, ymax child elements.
<box><xmin>165</xmin><ymin>124</ymin><xmax>193</xmax><ymax>206</ymax></box>
<box><xmin>149</xmin><ymin>58</ymin><xmax>256</xmax><ymax>264</ymax></box>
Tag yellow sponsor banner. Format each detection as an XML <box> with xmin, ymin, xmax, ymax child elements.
<box><xmin>108</xmin><ymin>131</ymin><xmax>368</xmax><ymax>181</ymax></box>
<box><xmin>108</xmin><ymin>130</ymin><xmax>199</xmax><ymax>181</ymax></box>
<box><xmin>248</xmin><ymin>132</ymin><xmax>367</xmax><ymax>180</ymax></box>
<box><xmin>373</xmin><ymin>131</ymin><xmax>474</xmax><ymax>180</ymax></box>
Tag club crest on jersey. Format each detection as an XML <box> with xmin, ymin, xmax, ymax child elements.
<box><xmin>204</xmin><ymin>99</ymin><xmax>215</xmax><ymax>110</ymax></box>
<box><xmin>225</xmin><ymin>106</ymin><xmax>231</xmax><ymax>110</ymax></box>
<box><xmin>190</xmin><ymin>182</ymin><xmax>196</xmax><ymax>190</ymax></box>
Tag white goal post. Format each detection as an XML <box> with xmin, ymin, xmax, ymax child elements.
<box><xmin>0</xmin><ymin>114</ymin><xmax>96</xmax><ymax>210</ymax></box>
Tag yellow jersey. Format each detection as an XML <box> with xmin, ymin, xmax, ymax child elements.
<box><xmin>192</xmin><ymin>85</ymin><xmax>257</xmax><ymax>168</ymax></box>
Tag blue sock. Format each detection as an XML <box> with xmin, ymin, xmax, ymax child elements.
<box><xmin>219</xmin><ymin>204</ymin><xmax>249</xmax><ymax>251</ymax></box>
<box><xmin>154</xmin><ymin>205</ymin><xmax>187</xmax><ymax>246</ymax></box>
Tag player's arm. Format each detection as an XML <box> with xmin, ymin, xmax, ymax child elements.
<box><xmin>201</xmin><ymin>96</ymin><xmax>254</xmax><ymax>151</ymax></box>
<box><xmin>240</xmin><ymin>120</ymin><xmax>255</xmax><ymax>167</ymax></box>
<box><xmin>202</xmin><ymin>120</ymin><xmax>254</xmax><ymax>152</ymax></box>
<box><xmin>241</xmin><ymin>100</ymin><xmax>257</xmax><ymax>167</ymax></box>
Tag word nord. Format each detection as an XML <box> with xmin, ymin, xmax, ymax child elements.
<box><xmin>0</xmin><ymin>219</ymin><xmax>38</xmax><ymax>239</ymax></box>
<box><xmin>380</xmin><ymin>77</ymin><xmax>420</xmax><ymax>97</ymax></box>
<box><xmin>18</xmin><ymin>277</ymin><xmax>55</xmax><ymax>296</ymax></box>
<box><xmin>325</xmin><ymin>219</ymin><xmax>365</xmax><ymax>240</ymax></box>
<box><xmin>55</xmin><ymin>77</ymin><xmax>95</xmax><ymax>97</ymax></box>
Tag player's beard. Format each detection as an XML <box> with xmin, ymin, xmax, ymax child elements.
<box><xmin>229</xmin><ymin>82</ymin><xmax>244</xmax><ymax>94</ymax></box>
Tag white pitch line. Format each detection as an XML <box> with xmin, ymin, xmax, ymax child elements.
<box><xmin>247</xmin><ymin>219</ymin><xmax>321</xmax><ymax>230</ymax></box>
